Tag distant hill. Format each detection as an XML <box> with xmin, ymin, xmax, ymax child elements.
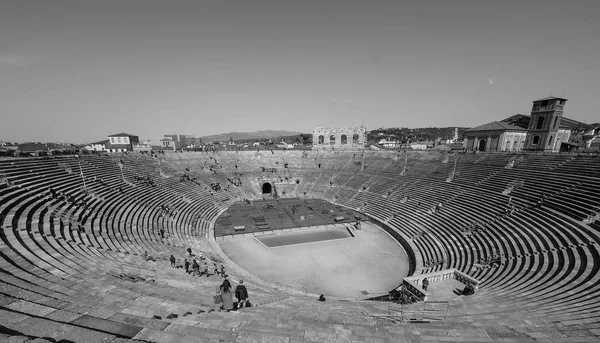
<box><xmin>200</xmin><ymin>130</ymin><xmax>305</xmax><ymax>143</ymax></box>
<box><xmin>367</xmin><ymin>127</ymin><xmax>470</xmax><ymax>143</ymax></box>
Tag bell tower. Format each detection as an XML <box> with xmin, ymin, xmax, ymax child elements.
<box><xmin>524</xmin><ymin>96</ymin><xmax>567</xmax><ymax>151</ymax></box>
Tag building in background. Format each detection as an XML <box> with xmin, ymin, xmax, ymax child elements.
<box><xmin>464</xmin><ymin>96</ymin><xmax>594</xmax><ymax>152</ymax></box>
<box><xmin>90</xmin><ymin>140</ymin><xmax>108</xmax><ymax>152</ymax></box>
<box><xmin>162</xmin><ymin>134</ymin><xmax>203</xmax><ymax>150</ymax></box>
<box><xmin>106</xmin><ymin>133</ymin><xmax>139</xmax><ymax>153</ymax></box>
<box><xmin>161</xmin><ymin>137</ymin><xmax>176</xmax><ymax>150</ymax></box>
<box><xmin>463</xmin><ymin>116</ymin><xmax>529</xmax><ymax>152</ymax></box>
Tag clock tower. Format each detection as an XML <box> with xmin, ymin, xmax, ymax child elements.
<box><xmin>524</xmin><ymin>96</ymin><xmax>567</xmax><ymax>151</ymax></box>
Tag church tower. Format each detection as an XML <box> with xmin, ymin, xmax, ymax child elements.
<box><xmin>524</xmin><ymin>96</ymin><xmax>567</xmax><ymax>151</ymax></box>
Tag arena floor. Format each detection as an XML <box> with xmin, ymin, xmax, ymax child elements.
<box><xmin>218</xmin><ymin>222</ymin><xmax>410</xmax><ymax>298</ymax></box>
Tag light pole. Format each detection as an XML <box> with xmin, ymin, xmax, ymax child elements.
<box><xmin>119</xmin><ymin>164</ymin><xmax>125</xmax><ymax>183</ymax></box>
<box><xmin>447</xmin><ymin>154</ymin><xmax>458</xmax><ymax>182</ymax></box>
<box><xmin>401</xmin><ymin>150</ymin><xmax>408</xmax><ymax>176</ymax></box>
<box><xmin>76</xmin><ymin>155</ymin><xmax>87</xmax><ymax>189</ymax></box>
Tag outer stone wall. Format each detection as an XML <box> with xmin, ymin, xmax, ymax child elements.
<box><xmin>312</xmin><ymin>127</ymin><xmax>366</xmax><ymax>150</ymax></box>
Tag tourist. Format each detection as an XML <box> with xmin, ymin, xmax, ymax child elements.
<box><xmin>169</xmin><ymin>255</ymin><xmax>176</xmax><ymax>268</ymax></box>
<box><xmin>235</xmin><ymin>280</ymin><xmax>249</xmax><ymax>309</ymax></box>
<box><xmin>220</xmin><ymin>264</ymin><xmax>226</xmax><ymax>277</ymax></box>
<box><xmin>462</xmin><ymin>282</ymin><xmax>475</xmax><ymax>296</ymax></box>
<box><xmin>213</xmin><ymin>263</ymin><xmax>219</xmax><ymax>276</ymax></box>
<box><xmin>422</xmin><ymin>277</ymin><xmax>429</xmax><ymax>291</ymax></box>
<box><xmin>192</xmin><ymin>260</ymin><xmax>200</xmax><ymax>276</ymax></box>
<box><xmin>318</xmin><ymin>294</ymin><xmax>326</xmax><ymax>302</ymax></box>
<box><xmin>184</xmin><ymin>259</ymin><xmax>190</xmax><ymax>274</ymax></box>
<box><xmin>220</xmin><ymin>279</ymin><xmax>234</xmax><ymax>312</ymax></box>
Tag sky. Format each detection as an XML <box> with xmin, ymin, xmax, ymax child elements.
<box><xmin>1</xmin><ymin>0</ymin><xmax>599</xmax><ymax>144</ymax></box>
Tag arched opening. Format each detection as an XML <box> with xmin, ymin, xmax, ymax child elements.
<box><xmin>506</xmin><ymin>141</ymin><xmax>511</xmax><ymax>151</ymax></box>
<box><xmin>262</xmin><ymin>183</ymin><xmax>272</xmax><ymax>194</ymax></box>
<box><xmin>532</xmin><ymin>136</ymin><xmax>540</xmax><ymax>145</ymax></box>
<box><xmin>318</xmin><ymin>135</ymin><xmax>324</xmax><ymax>144</ymax></box>
<box><xmin>329</xmin><ymin>135</ymin><xmax>336</xmax><ymax>145</ymax></box>
<box><xmin>352</xmin><ymin>134</ymin><xmax>359</xmax><ymax>144</ymax></box>
<box><xmin>548</xmin><ymin>135</ymin><xmax>554</xmax><ymax>147</ymax></box>
<box><xmin>341</xmin><ymin>134</ymin><xmax>348</xmax><ymax>145</ymax></box>
<box><xmin>536</xmin><ymin>116</ymin><xmax>545</xmax><ymax>130</ymax></box>
<box><xmin>478</xmin><ymin>139</ymin><xmax>487</xmax><ymax>152</ymax></box>
<box><xmin>555</xmin><ymin>138</ymin><xmax>561</xmax><ymax>150</ymax></box>
<box><xmin>513</xmin><ymin>140</ymin><xmax>518</xmax><ymax>151</ymax></box>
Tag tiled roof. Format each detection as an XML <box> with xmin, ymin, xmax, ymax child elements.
<box><xmin>91</xmin><ymin>140</ymin><xmax>109</xmax><ymax>145</ymax></box>
<box><xmin>467</xmin><ymin>121</ymin><xmax>527</xmax><ymax>132</ymax></box>
<box><xmin>559</xmin><ymin>117</ymin><xmax>593</xmax><ymax>130</ymax></box>
<box><xmin>108</xmin><ymin>133</ymin><xmax>137</xmax><ymax>137</ymax></box>
<box><xmin>533</xmin><ymin>96</ymin><xmax>568</xmax><ymax>102</ymax></box>
<box><xmin>500</xmin><ymin>114</ymin><xmax>530</xmax><ymax>129</ymax></box>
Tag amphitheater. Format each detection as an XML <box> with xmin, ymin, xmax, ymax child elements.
<box><xmin>1</xmin><ymin>149</ymin><xmax>600</xmax><ymax>342</ymax></box>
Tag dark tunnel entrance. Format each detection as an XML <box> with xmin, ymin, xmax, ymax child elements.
<box><xmin>262</xmin><ymin>182</ymin><xmax>272</xmax><ymax>194</ymax></box>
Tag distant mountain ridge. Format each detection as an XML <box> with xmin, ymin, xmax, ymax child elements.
<box><xmin>200</xmin><ymin>130</ymin><xmax>305</xmax><ymax>143</ymax></box>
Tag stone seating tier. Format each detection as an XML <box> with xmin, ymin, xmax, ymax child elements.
<box><xmin>1</xmin><ymin>151</ymin><xmax>600</xmax><ymax>342</ymax></box>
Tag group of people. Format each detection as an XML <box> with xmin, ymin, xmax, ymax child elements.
<box><xmin>217</xmin><ymin>279</ymin><xmax>249</xmax><ymax>311</ymax></box>
<box><xmin>423</xmin><ymin>258</ymin><xmax>444</xmax><ymax>268</ymax></box>
<box><xmin>159</xmin><ymin>204</ymin><xmax>177</xmax><ymax>220</ymax></box>
<box><xmin>421</xmin><ymin>277</ymin><xmax>476</xmax><ymax>296</ymax></box>
<box><xmin>169</xmin><ymin>249</ymin><xmax>228</xmax><ymax>279</ymax></box>
<box><xmin>179</xmin><ymin>173</ymin><xmax>197</xmax><ymax>183</ymax></box>
<box><xmin>227</xmin><ymin>176</ymin><xmax>242</xmax><ymax>187</ymax></box>
<box><xmin>134</xmin><ymin>174</ymin><xmax>156</xmax><ymax>187</ymax></box>
<box><xmin>535</xmin><ymin>193</ymin><xmax>547</xmax><ymax>208</ymax></box>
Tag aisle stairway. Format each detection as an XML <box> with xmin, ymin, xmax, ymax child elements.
<box><xmin>1</xmin><ymin>151</ymin><xmax>599</xmax><ymax>342</ymax></box>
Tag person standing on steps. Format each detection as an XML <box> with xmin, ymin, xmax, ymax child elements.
<box><xmin>422</xmin><ymin>277</ymin><xmax>430</xmax><ymax>292</ymax></box>
<box><xmin>235</xmin><ymin>280</ymin><xmax>249</xmax><ymax>309</ymax></box>
<box><xmin>169</xmin><ymin>255</ymin><xmax>176</xmax><ymax>268</ymax></box>
<box><xmin>184</xmin><ymin>259</ymin><xmax>190</xmax><ymax>274</ymax></box>
<box><xmin>220</xmin><ymin>279</ymin><xmax>234</xmax><ymax>312</ymax></box>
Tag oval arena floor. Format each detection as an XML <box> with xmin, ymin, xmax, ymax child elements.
<box><xmin>219</xmin><ymin>222</ymin><xmax>410</xmax><ymax>298</ymax></box>
<box><xmin>1</xmin><ymin>151</ymin><xmax>600</xmax><ymax>342</ymax></box>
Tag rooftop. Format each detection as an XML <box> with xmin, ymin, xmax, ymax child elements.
<box><xmin>108</xmin><ymin>132</ymin><xmax>138</xmax><ymax>137</ymax></box>
<box><xmin>533</xmin><ymin>95</ymin><xmax>568</xmax><ymax>102</ymax></box>
<box><xmin>467</xmin><ymin>121</ymin><xmax>528</xmax><ymax>132</ymax></box>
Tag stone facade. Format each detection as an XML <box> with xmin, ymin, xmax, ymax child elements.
<box><xmin>465</xmin><ymin>130</ymin><xmax>527</xmax><ymax>152</ymax></box>
<box><xmin>312</xmin><ymin>127</ymin><xmax>366</xmax><ymax>150</ymax></box>
<box><xmin>524</xmin><ymin>96</ymin><xmax>567</xmax><ymax>152</ymax></box>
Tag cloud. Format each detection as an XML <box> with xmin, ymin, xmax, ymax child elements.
<box><xmin>488</xmin><ymin>78</ymin><xmax>496</xmax><ymax>85</ymax></box>
<box><xmin>0</xmin><ymin>54</ymin><xmax>30</xmax><ymax>68</ymax></box>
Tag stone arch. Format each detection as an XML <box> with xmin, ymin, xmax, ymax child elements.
<box><xmin>478</xmin><ymin>139</ymin><xmax>487</xmax><ymax>152</ymax></box>
<box><xmin>262</xmin><ymin>182</ymin><xmax>272</xmax><ymax>194</ymax></box>
<box><xmin>312</xmin><ymin>127</ymin><xmax>366</xmax><ymax>150</ymax></box>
